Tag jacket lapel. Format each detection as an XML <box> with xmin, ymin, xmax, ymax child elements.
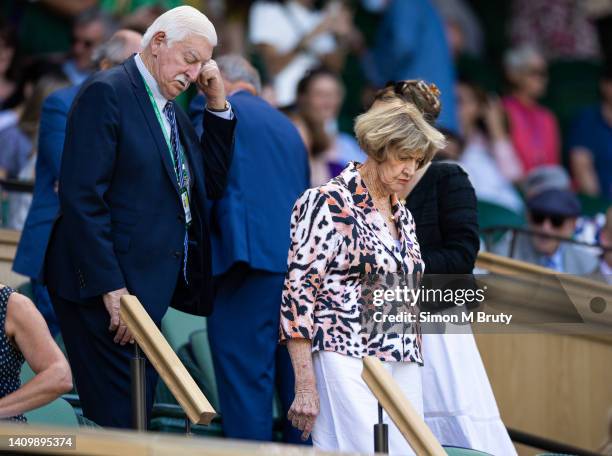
<box><xmin>124</xmin><ymin>56</ymin><xmax>180</xmax><ymax>196</ymax></box>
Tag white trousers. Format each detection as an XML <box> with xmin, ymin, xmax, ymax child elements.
<box><xmin>312</xmin><ymin>351</ymin><xmax>423</xmax><ymax>456</ymax></box>
<box><xmin>422</xmin><ymin>330</ymin><xmax>517</xmax><ymax>456</ymax></box>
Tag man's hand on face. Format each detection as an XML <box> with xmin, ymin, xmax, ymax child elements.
<box><xmin>103</xmin><ymin>287</ymin><xmax>134</xmax><ymax>345</ymax></box>
<box><xmin>197</xmin><ymin>60</ymin><xmax>227</xmax><ymax>110</ymax></box>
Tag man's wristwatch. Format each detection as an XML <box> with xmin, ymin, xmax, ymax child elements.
<box><xmin>206</xmin><ymin>100</ymin><xmax>230</xmax><ymax>112</ymax></box>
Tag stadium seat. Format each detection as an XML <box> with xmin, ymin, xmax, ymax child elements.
<box><xmin>161</xmin><ymin>307</ymin><xmax>206</xmax><ymax>352</ymax></box>
<box><xmin>15</xmin><ymin>281</ymin><xmax>33</xmax><ymax>300</ymax></box>
<box><xmin>477</xmin><ymin>200</ymin><xmax>526</xmax><ymax>231</ymax></box>
<box><xmin>443</xmin><ymin>446</ymin><xmax>492</xmax><ymax>455</ymax></box>
<box><xmin>19</xmin><ymin>363</ymin><xmax>79</xmax><ymax>427</ymax></box>
<box><xmin>188</xmin><ymin>328</ymin><xmax>219</xmax><ymax>412</ymax></box>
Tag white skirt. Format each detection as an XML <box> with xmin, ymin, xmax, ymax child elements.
<box><xmin>312</xmin><ymin>351</ymin><xmax>423</xmax><ymax>456</ymax></box>
<box><xmin>422</xmin><ymin>327</ymin><xmax>517</xmax><ymax>456</ymax></box>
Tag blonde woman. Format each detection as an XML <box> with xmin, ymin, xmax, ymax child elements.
<box><xmin>280</xmin><ymin>82</ymin><xmax>445</xmax><ymax>454</ymax></box>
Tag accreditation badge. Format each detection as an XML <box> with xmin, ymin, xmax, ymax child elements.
<box><xmin>181</xmin><ymin>188</ymin><xmax>192</xmax><ymax>226</ymax></box>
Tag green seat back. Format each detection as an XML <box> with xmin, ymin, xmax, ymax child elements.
<box><xmin>16</xmin><ymin>281</ymin><xmax>34</xmax><ymax>300</ymax></box>
<box><xmin>189</xmin><ymin>328</ymin><xmax>219</xmax><ymax>411</ymax></box>
<box><xmin>578</xmin><ymin>193</ymin><xmax>612</xmax><ymax>217</ymax></box>
<box><xmin>444</xmin><ymin>446</ymin><xmax>493</xmax><ymax>455</ymax></box>
<box><xmin>477</xmin><ymin>200</ymin><xmax>526</xmax><ymax>241</ymax></box>
<box><xmin>161</xmin><ymin>308</ymin><xmax>206</xmax><ymax>352</ymax></box>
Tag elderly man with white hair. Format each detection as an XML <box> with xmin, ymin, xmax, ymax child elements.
<box><xmin>44</xmin><ymin>6</ymin><xmax>236</xmax><ymax>428</ymax></box>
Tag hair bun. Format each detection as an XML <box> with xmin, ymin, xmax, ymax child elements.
<box><xmin>376</xmin><ymin>80</ymin><xmax>442</xmax><ymax>125</ymax></box>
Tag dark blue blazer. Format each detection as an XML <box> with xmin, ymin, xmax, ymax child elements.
<box><xmin>44</xmin><ymin>56</ymin><xmax>236</xmax><ymax>322</ymax></box>
<box><xmin>13</xmin><ymin>84</ymin><xmax>80</xmax><ymax>280</ymax></box>
<box><xmin>189</xmin><ymin>91</ymin><xmax>309</xmax><ymax>276</ymax></box>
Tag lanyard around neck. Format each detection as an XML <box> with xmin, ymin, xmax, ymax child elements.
<box><xmin>142</xmin><ymin>76</ymin><xmax>180</xmax><ymax>175</ymax></box>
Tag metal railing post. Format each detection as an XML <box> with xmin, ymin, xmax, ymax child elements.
<box><xmin>374</xmin><ymin>402</ymin><xmax>389</xmax><ymax>453</ymax></box>
<box><xmin>131</xmin><ymin>343</ymin><xmax>147</xmax><ymax>430</ymax></box>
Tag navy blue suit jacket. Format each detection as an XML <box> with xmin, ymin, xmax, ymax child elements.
<box><xmin>13</xmin><ymin>84</ymin><xmax>80</xmax><ymax>280</ymax></box>
<box><xmin>45</xmin><ymin>56</ymin><xmax>236</xmax><ymax>322</ymax></box>
<box><xmin>189</xmin><ymin>91</ymin><xmax>309</xmax><ymax>276</ymax></box>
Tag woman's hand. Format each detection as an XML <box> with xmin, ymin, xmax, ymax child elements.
<box><xmin>288</xmin><ymin>385</ymin><xmax>320</xmax><ymax>441</ymax></box>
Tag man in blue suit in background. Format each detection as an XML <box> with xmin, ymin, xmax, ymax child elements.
<box><xmin>189</xmin><ymin>55</ymin><xmax>310</xmax><ymax>443</ymax></box>
<box><xmin>13</xmin><ymin>29</ymin><xmax>143</xmax><ymax>336</ymax></box>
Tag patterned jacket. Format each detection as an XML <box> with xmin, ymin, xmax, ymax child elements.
<box><xmin>280</xmin><ymin>162</ymin><xmax>425</xmax><ymax>363</ymax></box>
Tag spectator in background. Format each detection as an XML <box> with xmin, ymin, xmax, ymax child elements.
<box><xmin>363</xmin><ymin>0</ymin><xmax>458</xmax><ymax>133</ymax></box>
<box><xmin>569</xmin><ymin>64</ymin><xmax>612</xmax><ymax>200</ymax></box>
<box><xmin>290</xmin><ymin>68</ymin><xmax>365</xmax><ymax>186</ymax></box>
<box><xmin>591</xmin><ymin>207</ymin><xmax>612</xmax><ymax>285</ymax></box>
<box><xmin>5</xmin><ymin>75</ymin><xmax>70</xmax><ymax>231</ymax></box>
<box><xmin>101</xmin><ymin>2</ymin><xmax>185</xmax><ymax>34</ymax></box>
<box><xmin>190</xmin><ymin>55</ymin><xmax>310</xmax><ymax>443</ymax></box>
<box><xmin>13</xmin><ymin>29</ymin><xmax>142</xmax><ymax>338</ymax></box>
<box><xmin>1</xmin><ymin>0</ymin><xmax>98</xmax><ymax>57</ymax></box>
<box><xmin>0</xmin><ymin>23</ymin><xmax>19</xmax><ymax>110</ymax></box>
<box><xmin>248</xmin><ymin>0</ymin><xmax>361</xmax><ymax>107</ymax></box>
<box><xmin>62</xmin><ymin>8</ymin><xmax>115</xmax><ymax>85</ymax></box>
<box><xmin>0</xmin><ymin>69</ymin><xmax>68</xmax><ymax>182</ymax></box>
<box><xmin>456</xmin><ymin>80</ymin><xmax>524</xmax><ymax>214</ymax></box>
<box><xmin>430</xmin><ymin>0</ymin><xmax>484</xmax><ymax>58</ymax></box>
<box><xmin>0</xmin><ymin>285</ymin><xmax>72</xmax><ymax>421</ymax></box>
<box><xmin>502</xmin><ymin>45</ymin><xmax>561</xmax><ymax>176</ymax></box>
<box><xmin>509</xmin><ymin>0</ymin><xmax>599</xmax><ymax>60</ymax></box>
<box><xmin>493</xmin><ymin>166</ymin><xmax>599</xmax><ymax>274</ymax></box>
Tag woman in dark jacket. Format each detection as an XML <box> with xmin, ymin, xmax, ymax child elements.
<box><xmin>377</xmin><ymin>81</ymin><xmax>516</xmax><ymax>455</ymax></box>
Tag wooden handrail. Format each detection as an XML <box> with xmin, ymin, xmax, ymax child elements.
<box><xmin>361</xmin><ymin>356</ymin><xmax>446</xmax><ymax>456</ymax></box>
<box><xmin>475</xmin><ymin>251</ymin><xmax>612</xmax><ymax>341</ymax></box>
<box><xmin>119</xmin><ymin>295</ymin><xmax>215</xmax><ymax>425</ymax></box>
<box><xmin>0</xmin><ymin>422</ymin><xmax>364</xmax><ymax>455</ymax></box>
<box><xmin>477</xmin><ymin>251</ymin><xmax>612</xmax><ymax>296</ymax></box>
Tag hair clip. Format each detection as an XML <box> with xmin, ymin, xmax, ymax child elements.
<box><xmin>428</xmin><ymin>83</ymin><xmax>441</xmax><ymax>98</ymax></box>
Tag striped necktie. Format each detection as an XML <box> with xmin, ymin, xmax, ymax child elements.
<box><xmin>163</xmin><ymin>101</ymin><xmax>189</xmax><ymax>284</ymax></box>
<box><xmin>163</xmin><ymin>101</ymin><xmax>181</xmax><ymax>178</ymax></box>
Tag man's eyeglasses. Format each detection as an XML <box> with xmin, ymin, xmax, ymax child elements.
<box><xmin>530</xmin><ymin>212</ymin><xmax>567</xmax><ymax>228</ymax></box>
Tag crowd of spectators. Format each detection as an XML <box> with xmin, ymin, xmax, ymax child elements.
<box><xmin>0</xmin><ymin>0</ymin><xmax>611</xmax><ymax>283</ymax></box>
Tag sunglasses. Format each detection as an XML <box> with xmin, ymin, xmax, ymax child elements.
<box><xmin>530</xmin><ymin>212</ymin><xmax>567</xmax><ymax>228</ymax></box>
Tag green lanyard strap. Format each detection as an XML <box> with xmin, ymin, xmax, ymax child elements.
<box><xmin>142</xmin><ymin>77</ymin><xmax>181</xmax><ymax>178</ymax></box>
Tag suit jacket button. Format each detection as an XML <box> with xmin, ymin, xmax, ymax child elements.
<box><xmin>173</xmin><ymin>251</ymin><xmax>181</xmax><ymax>258</ymax></box>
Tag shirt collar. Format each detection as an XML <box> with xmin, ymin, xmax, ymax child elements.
<box><xmin>542</xmin><ymin>245</ymin><xmax>564</xmax><ymax>272</ymax></box>
<box><xmin>135</xmin><ymin>53</ymin><xmax>168</xmax><ymax>112</ymax></box>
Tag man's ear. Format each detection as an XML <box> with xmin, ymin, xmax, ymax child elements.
<box><xmin>150</xmin><ymin>31</ymin><xmax>166</xmax><ymax>56</ymax></box>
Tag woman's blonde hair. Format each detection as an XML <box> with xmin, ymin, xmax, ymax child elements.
<box><xmin>354</xmin><ymin>81</ymin><xmax>446</xmax><ymax>165</ymax></box>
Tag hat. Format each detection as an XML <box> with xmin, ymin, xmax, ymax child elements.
<box><xmin>526</xmin><ymin>188</ymin><xmax>581</xmax><ymax>217</ymax></box>
<box><xmin>523</xmin><ymin>165</ymin><xmax>571</xmax><ymax>198</ymax></box>
<box><xmin>524</xmin><ymin>165</ymin><xmax>581</xmax><ymax>217</ymax></box>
